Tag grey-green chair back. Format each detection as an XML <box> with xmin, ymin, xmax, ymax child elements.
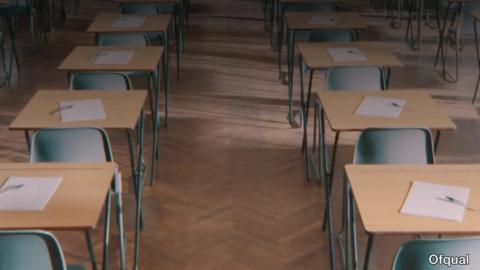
<box><xmin>69</xmin><ymin>72</ymin><xmax>132</xmax><ymax>91</ymax></box>
<box><xmin>96</xmin><ymin>33</ymin><xmax>150</xmax><ymax>47</ymax></box>
<box><xmin>0</xmin><ymin>230</ymin><xmax>67</xmax><ymax>270</ymax></box>
<box><xmin>119</xmin><ymin>3</ymin><xmax>159</xmax><ymax>15</ymax></box>
<box><xmin>30</xmin><ymin>128</ymin><xmax>113</xmax><ymax>163</ymax></box>
<box><xmin>392</xmin><ymin>237</ymin><xmax>480</xmax><ymax>269</ymax></box>
<box><xmin>325</xmin><ymin>66</ymin><xmax>385</xmax><ymax>91</ymax></box>
<box><xmin>458</xmin><ymin>2</ymin><xmax>480</xmax><ymax>38</ymax></box>
<box><xmin>297</xmin><ymin>2</ymin><xmax>334</xmax><ymax>12</ymax></box>
<box><xmin>354</xmin><ymin>128</ymin><xmax>435</xmax><ymax>165</ymax></box>
<box><xmin>309</xmin><ymin>30</ymin><xmax>355</xmax><ymax>42</ymax></box>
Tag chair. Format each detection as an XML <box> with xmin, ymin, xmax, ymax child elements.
<box><xmin>0</xmin><ymin>230</ymin><xmax>84</xmax><ymax>270</ymax></box>
<box><xmin>308</xmin><ymin>29</ymin><xmax>356</xmax><ymax>42</ymax></box>
<box><xmin>118</xmin><ymin>3</ymin><xmax>168</xmax><ymax>44</ymax></box>
<box><xmin>96</xmin><ymin>32</ymin><xmax>151</xmax><ymax>47</ymax></box>
<box><xmin>344</xmin><ymin>128</ymin><xmax>435</xmax><ymax>270</ymax></box>
<box><xmin>325</xmin><ymin>66</ymin><xmax>387</xmax><ymax>91</ymax></box>
<box><xmin>29</xmin><ymin>128</ymin><xmax>123</xmax><ymax>270</ymax></box>
<box><xmin>392</xmin><ymin>237</ymin><xmax>480</xmax><ymax>270</ymax></box>
<box><xmin>438</xmin><ymin>2</ymin><xmax>480</xmax><ymax>82</ymax></box>
<box><xmin>69</xmin><ymin>72</ymin><xmax>133</xmax><ymax>91</ymax></box>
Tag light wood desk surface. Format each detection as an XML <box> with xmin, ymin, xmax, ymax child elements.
<box><xmin>0</xmin><ymin>162</ymin><xmax>116</xmax><ymax>230</ymax></box>
<box><xmin>286</xmin><ymin>12</ymin><xmax>367</xmax><ymax>30</ymax></box>
<box><xmin>114</xmin><ymin>0</ymin><xmax>177</xmax><ymax>3</ymax></box>
<box><xmin>280</xmin><ymin>0</ymin><xmax>338</xmax><ymax>3</ymax></box>
<box><xmin>346</xmin><ymin>164</ymin><xmax>480</xmax><ymax>234</ymax></box>
<box><xmin>297</xmin><ymin>41</ymin><xmax>402</xmax><ymax>69</ymax></box>
<box><xmin>317</xmin><ymin>90</ymin><xmax>456</xmax><ymax>131</ymax></box>
<box><xmin>58</xmin><ymin>46</ymin><xmax>164</xmax><ymax>72</ymax></box>
<box><xmin>87</xmin><ymin>14</ymin><xmax>171</xmax><ymax>33</ymax></box>
<box><xmin>9</xmin><ymin>90</ymin><xmax>147</xmax><ymax>130</ymax></box>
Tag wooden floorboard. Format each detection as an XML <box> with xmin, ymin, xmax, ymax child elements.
<box><xmin>1</xmin><ymin>0</ymin><xmax>480</xmax><ymax>269</ymax></box>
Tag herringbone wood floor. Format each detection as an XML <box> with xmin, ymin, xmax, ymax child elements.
<box><xmin>1</xmin><ymin>0</ymin><xmax>480</xmax><ymax>269</ymax></box>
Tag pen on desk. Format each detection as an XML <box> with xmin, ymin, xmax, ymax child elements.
<box><xmin>49</xmin><ymin>105</ymin><xmax>74</xmax><ymax>115</ymax></box>
<box><xmin>438</xmin><ymin>196</ymin><xmax>477</xmax><ymax>211</ymax></box>
<box><xmin>390</xmin><ymin>102</ymin><xmax>403</xmax><ymax>108</ymax></box>
<box><xmin>0</xmin><ymin>184</ymin><xmax>24</xmax><ymax>195</ymax></box>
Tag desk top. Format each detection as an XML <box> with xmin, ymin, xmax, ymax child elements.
<box><xmin>114</xmin><ymin>0</ymin><xmax>177</xmax><ymax>3</ymax></box>
<box><xmin>317</xmin><ymin>90</ymin><xmax>456</xmax><ymax>131</ymax></box>
<box><xmin>297</xmin><ymin>41</ymin><xmax>402</xmax><ymax>69</ymax></box>
<box><xmin>87</xmin><ymin>14</ymin><xmax>171</xmax><ymax>33</ymax></box>
<box><xmin>0</xmin><ymin>162</ymin><xmax>116</xmax><ymax>230</ymax></box>
<box><xmin>286</xmin><ymin>12</ymin><xmax>367</xmax><ymax>30</ymax></box>
<box><xmin>58</xmin><ymin>46</ymin><xmax>164</xmax><ymax>72</ymax></box>
<box><xmin>280</xmin><ymin>0</ymin><xmax>339</xmax><ymax>4</ymax></box>
<box><xmin>9</xmin><ymin>90</ymin><xmax>147</xmax><ymax>130</ymax></box>
<box><xmin>346</xmin><ymin>164</ymin><xmax>480</xmax><ymax>234</ymax></box>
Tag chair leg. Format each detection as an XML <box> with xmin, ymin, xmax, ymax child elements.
<box><xmin>102</xmin><ymin>190</ymin><xmax>112</xmax><ymax>270</ymax></box>
<box><xmin>363</xmin><ymin>234</ymin><xmax>375</xmax><ymax>270</ymax></box>
<box><xmin>115</xmin><ymin>185</ymin><xmax>126</xmax><ymax>270</ymax></box>
<box><xmin>85</xmin><ymin>231</ymin><xmax>98</xmax><ymax>270</ymax></box>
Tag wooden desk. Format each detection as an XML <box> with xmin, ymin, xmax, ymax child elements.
<box><xmin>87</xmin><ymin>14</ymin><xmax>171</xmax><ymax>34</ymax></box>
<box><xmin>282</xmin><ymin>14</ymin><xmax>369</xmax><ymax>124</ymax></box>
<box><xmin>0</xmin><ymin>162</ymin><xmax>115</xmax><ymax>230</ymax></box>
<box><xmin>10</xmin><ymin>90</ymin><xmax>146</xmax><ymax>130</ymax></box>
<box><xmin>317</xmin><ymin>90</ymin><xmax>456</xmax><ymax>132</ymax></box>
<box><xmin>0</xmin><ymin>162</ymin><xmax>116</xmax><ymax>270</ymax></box>
<box><xmin>297</xmin><ymin>41</ymin><xmax>402</xmax><ymax>69</ymax></box>
<box><xmin>58</xmin><ymin>46</ymin><xmax>162</xmax><ymax>185</ymax></box>
<box><xmin>87</xmin><ymin>13</ymin><xmax>178</xmax><ymax>92</ymax></box>
<box><xmin>315</xmin><ymin>90</ymin><xmax>456</xmax><ymax>270</ymax></box>
<box><xmin>298</xmin><ymin>42</ymin><xmax>402</xmax><ymax>182</ymax></box>
<box><xmin>345</xmin><ymin>164</ymin><xmax>480</xmax><ymax>269</ymax></box>
<box><xmin>9</xmin><ymin>90</ymin><xmax>147</xmax><ymax>270</ymax></box>
<box><xmin>58</xmin><ymin>46</ymin><xmax>163</xmax><ymax>72</ymax></box>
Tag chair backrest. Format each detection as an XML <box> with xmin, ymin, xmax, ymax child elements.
<box><xmin>119</xmin><ymin>3</ymin><xmax>159</xmax><ymax>14</ymax></box>
<box><xmin>325</xmin><ymin>66</ymin><xmax>385</xmax><ymax>91</ymax></box>
<box><xmin>297</xmin><ymin>2</ymin><xmax>333</xmax><ymax>12</ymax></box>
<box><xmin>353</xmin><ymin>128</ymin><xmax>435</xmax><ymax>165</ymax></box>
<box><xmin>69</xmin><ymin>72</ymin><xmax>132</xmax><ymax>91</ymax></box>
<box><xmin>392</xmin><ymin>237</ymin><xmax>480</xmax><ymax>270</ymax></box>
<box><xmin>458</xmin><ymin>2</ymin><xmax>480</xmax><ymax>38</ymax></box>
<box><xmin>308</xmin><ymin>29</ymin><xmax>355</xmax><ymax>42</ymax></box>
<box><xmin>96</xmin><ymin>32</ymin><xmax>150</xmax><ymax>47</ymax></box>
<box><xmin>0</xmin><ymin>230</ymin><xmax>67</xmax><ymax>270</ymax></box>
<box><xmin>30</xmin><ymin>128</ymin><xmax>113</xmax><ymax>163</ymax></box>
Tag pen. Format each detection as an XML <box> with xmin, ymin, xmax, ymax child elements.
<box><xmin>390</xmin><ymin>102</ymin><xmax>403</xmax><ymax>108</ymax></box>
<box><xmin>437</xmin><ymin>196</ymin><xmax>477</xmax><ymax>211</ymax></box>
<box><xmin>49</xmin><ymin>105</ymin><xmax>74</xmax><ymax>115</ymax></box>
<box><xmin>0</xmin><ymin>184</ymin><xmax>24</xmax><ymax>195</ymax></box>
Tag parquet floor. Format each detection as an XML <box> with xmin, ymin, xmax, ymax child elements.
<box><xmin>1</xmin><ymin>0</ymin><xmax>480</xmax><ymax>269</ymax></box>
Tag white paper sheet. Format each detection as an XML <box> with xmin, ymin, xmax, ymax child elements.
<box><xmin>0</xmin><ymin>176</ymin><xmax>62</xmax><ymax>211</ymax></box>
<box><xmin>354</xmin><ymin>96</ymin><xmax>406</xmax><ymax>119</ymax></box>
<box><xmin>326</xmin><ymin>47</ymin><xmax>367</xmax><ymax>62</ymax></box>
<box><xmin>93</xmin><ymin>51</ymin><xmax>134</xmax><ymax>65</ymax></box>
<box><xmin>307</xmin><ymin>16</ymin><xmax>338</xmax><ymax>25</ymax></box>
<box><xmin>112</xmin><ymin>16</ymin><xmax>146</xmax><ymax>28</ymax></box>
<box><xmin>400</xmin><ymin>181</ymin><xmax>470</xmax><ymax>222</ymax></box>
<box><xmin>59</xmin><ymin>98</ymin><xmax>106</xmax><ymax>122</ymax></box>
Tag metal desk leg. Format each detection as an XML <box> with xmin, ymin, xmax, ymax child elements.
<box><xmin>133</xmin><ymin>111</ymin><xmax>145</xmax><ymax>270</ymax></box>
<box><xmin>114</xmin><ymin>169</ymin><xmax>126</xmax><ymax>270</ymax></box>
<box><xmin>85</xmin><ymin>231</ymin><xmax>98</xmax><ymax>270</ymax></box>
<box><xmin>434</xmin><ymin>2</ymin><xmax>453</xmax><ymax>74</ymax></box>
<box><xmin>24</xmin><ymin>130</ymin><xmax>31</xmax><ymax>153</ymax></box>
<box><xmin>149</xmin><ymin>68</ymin><xmax>161</xmax><ymax>186</ymax></box>
<box><xmin>363</xmin><ymin>234</ymin><xmax>375</xmax><ymax>270</ymax></box>
<box><xmin>164</xmin><ymin>30</ymin><xmax>170</xmax><ymax>127</ymax></box>
<box><xmin>325</xmin><ymin>155</ymin><xmax>336</xmax><ymax>270</ymax></box>
<box><xmin>277</xmin><ymin>5</ymin><xmax>284</xmax><ymax>81</ymax></box>
<box><xmin>102</xmin><ymin>188</ymin><xmax>112</xmax><ymax>270</ymax></box>
<box><xmin>322</xmin><ymin>131</ymin><xmax>340</xmax><ymax>230</ymax></box>
<box><xmin>473</xmin><ymin>18</ymin><xmax>480</xmax><ymax>103</ymax></box>
<box><xmin>434</xmin><ymin>130</ymin><xmax>441</xmax><ymax>153</ymax></box>
<box><xmin>287</xmin><ymin>29</ymin><xmax>295</xmax><ymax>124</ymax></box>
<box><xmin>349</xmin><ymin>186</ymin><xmax>359</xmax><ymax>270</ymax></box>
